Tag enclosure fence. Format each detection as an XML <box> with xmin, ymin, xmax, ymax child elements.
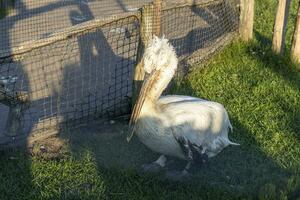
<box><xmin>0</xmin><ymin>0</ymin><xmax>240</xmax><ymax>145</ymax></box>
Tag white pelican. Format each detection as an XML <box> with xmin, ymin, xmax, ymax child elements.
<box><xmin>128</xmin><ymin>36</ymin><xmax>239</xmax><ymax>177</ymax></box>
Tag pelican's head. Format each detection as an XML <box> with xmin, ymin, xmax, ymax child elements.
<box><xmin>143</xmin><ymin>36</ymin><xmax>178</xmax><ymax>76</ymax></box>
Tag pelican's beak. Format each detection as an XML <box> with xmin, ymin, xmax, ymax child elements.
<box><xmin>127</xmin><ymin>68</ymin><xmax>160</xmax><ymax>142</ymax></box>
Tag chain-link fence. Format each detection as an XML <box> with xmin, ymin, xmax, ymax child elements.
<box><xmin>0</xmin><ymin>0</ymin><xmax>151</xmax><ymax>54</ymax></box>
<box><xmin>0</xmin><ymin>0</ymin><xmax>240</xmax><ymax>144</ymax></box>
<box><xmin>161</xmin><ymin>0</ymin><xmax>239</xmax><ymax>73</ymax></box>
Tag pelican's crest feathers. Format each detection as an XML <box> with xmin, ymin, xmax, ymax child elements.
<box><xmin>143</xmin><ymin>36</ymin><xmax>178</xmax><ymax>75</ymax></box>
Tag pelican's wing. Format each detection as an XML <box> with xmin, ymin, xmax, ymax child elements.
<box><xmin>158</xmin><ymin>95</ymin><xmax>207</xmax><ymax>105</ymax></box>
<box><xmin>158</xmin><ymin>95</ymin><xmax>229</xmax><ymax>139</ymax></box>
<box><xmin>158</xmin><ymin>96</ymin><xmax>236</xmax><ymax>158</ymax></box>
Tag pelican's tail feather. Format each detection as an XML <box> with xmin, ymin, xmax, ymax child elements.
<box><xmin>227</xmin><ymin>121</ymin><xmax>238</xmax><ymax>145</ymax></box>
<box><xmin>224</xmin><ymin>137</ymin><xmax>240</xmax><ymax>146</ymax></box>
<box><xmin>229</xmin><ymin>121</ymin><xmax>233</xmax><ymax>132</ymax></box>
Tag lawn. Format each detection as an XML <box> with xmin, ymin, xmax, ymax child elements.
<box><xmin>1</xmin><ymin>0</ymin><xmax>300</xmax><ymax>199</ymax></box>
<box><xmin>0</xmin><ymin>0</ymin><xmax>15</xmax><ymax>19</ymax></box>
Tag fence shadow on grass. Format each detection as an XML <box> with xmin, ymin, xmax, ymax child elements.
<box><xmin>165</xmin><ymin>69</ymin><xmax>298</xmax><ymax>197</ymax></box>
<box><xmin>250</xmin><ymin>31</ymin><xmax>300</xmax><ymax>141</ymax></box>
<box><xmin>0</xmin><ymin>151</ymin><xmax>38</xmax><ymax>200</ymax></box>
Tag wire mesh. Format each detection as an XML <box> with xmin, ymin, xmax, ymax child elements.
<box><xmin>0</xmin><ymin>15</ymin><xmax>140</xmax><ymax>140</ymax></box>
<box><xmin>0</xmin><ymin>0</ymin><xmax>240</xmax><ymax>142</ymax></box>
<box><xmin>0</xmin><ymin>0</ymin><xmax>151</xmax><ymax>54</ymax></box>
<box><xmin>162</xmin><ymin>0</ymin><xmax>240</xmax><ymax>74</ymax></box>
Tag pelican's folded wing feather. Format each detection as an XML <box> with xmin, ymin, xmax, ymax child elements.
<box><xmin>158</xmin><ymin>95</ymin><xmax>234</xmax><ymax>157</ymax></box>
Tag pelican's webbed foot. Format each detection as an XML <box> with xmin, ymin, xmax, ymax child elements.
<box><xmin>142</xmin><ymin>163</ymin><xmax>162</xmax><ymax>173</ymax></box>
<box><xmin>165</xmin><ymin>162</ymin><xmax>192</xmax><ymax>181</ymax></box>
<box><xmin>142</xmin><ymin>155</ymin><xmax>166</xmax><ymax>173</ymax></box>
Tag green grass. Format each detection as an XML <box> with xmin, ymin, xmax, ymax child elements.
<box><xmin>0</xmin><ymin>0</ymin><xmax>15</xmax><ymax>19</ymax></box>
<box><xmin>1</xmin><ymin>0</ymin><xmax>300</xmax><ymax>199</ymax></box>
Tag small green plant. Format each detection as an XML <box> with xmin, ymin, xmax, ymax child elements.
<box><xmin>0</xmin><ymin>0</ymin><xmax>15</xmax><ymax>19</ymax></box>
<box><xmin>258</xmin><ymin>183</ymin><xmax>277</xmax><ymax>200</ymax></box>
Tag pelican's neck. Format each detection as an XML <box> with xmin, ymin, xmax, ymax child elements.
<box><xmin>140</xmin><ymin>36</ymin><xmax>178</xmax><ymax>113</ymax></box>
<box><xmin>144</xmin><ymin>66</ymin><xmax>176</xmax><ymax>107</ymax></box>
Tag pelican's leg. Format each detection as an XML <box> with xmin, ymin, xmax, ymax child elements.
<box><xmin>181</xmin><ymin>161</ymin><xmax>192</xmax><ymax>175</ymax></box>
<box><xmin>142</xmin><ymin>155</ymin><xmax>167</xmax><ymax>173</ymax></box>
<box><xmin>176</xmin><ymin>136</ymin><xmax>208</xmax><ymax>164</ymax></box>
<box><xmin>154</xmin><ymin>155</ymin><xmax>167</xmax><ymax>167</ymax></box>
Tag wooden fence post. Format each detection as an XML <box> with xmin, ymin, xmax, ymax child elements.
<box><xmin>132</xmin><ymin>1</ymin><xmax>162</xmax><ymax>106</ymax></box>
<box><xmin>272</xmin><ymin>0</ymin><xmax>291</xmax><ymax>54</ymax></box>
<box><xmin>153</xmin><ymin>0</ymin><xmax>162</xmax><ymax>37</ymax></box>
<box><xmin>291</xmin><ymin>2</ymin><xmax>300</xmax><ymax>63</ymax></box>
<box><xmin>239</xmin><ymin>0</ymin><xmax>254</xmax><ymax>41</ymax></box>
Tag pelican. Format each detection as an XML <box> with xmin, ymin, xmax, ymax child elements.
<box><xmin>128</xmin><ymin>36</ymin><xmax>239</xmax><ymax>177</ymax></box>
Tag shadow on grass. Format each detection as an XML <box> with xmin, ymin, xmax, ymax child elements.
<box><xmin>167</xmin><ymin>78</ymin><xmax>295</xmax><ymax>198</ymax></box>
<box><xmin>0</xmin><ymin>150</ymin><xmax>38</xmax><ymax>200</ymax></box>
<box><xmin>26</xmin><ymin>31</ymin><xmax>298</xmax><ymax>198</ymax></box>
<box><xmin>62</xmin><ymin>59</ymin><xmax>300</xmax><ymax>199</ymax></box>
<box><xmin>248</xmin><ymin>31</ymin><xmax>300</xmax><ymax>141</ymax></box>
<box><xmin>64</xmin><ymin>118</ymin><xmax>287</xmax><ymax>199</ymax></box>
<box><xmin>1</xmin><ymin>55</ymin><xmax>299</xmax><ymax>199</ymax></box>
<box><xmin>253</xmin><ymin>31</ymin><xmax>300</xmax><ymax>90</ymax></box>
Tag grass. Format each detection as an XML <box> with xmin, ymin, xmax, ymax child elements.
<box><xmin>0</xmin><ymin>0</ymin><xmax>15</xmax><ymax>19</ymax></box>
<box><xmin>1</xmin><ymin>0</ymin><xmax>300</xmax><ymax>199</ymax></box>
